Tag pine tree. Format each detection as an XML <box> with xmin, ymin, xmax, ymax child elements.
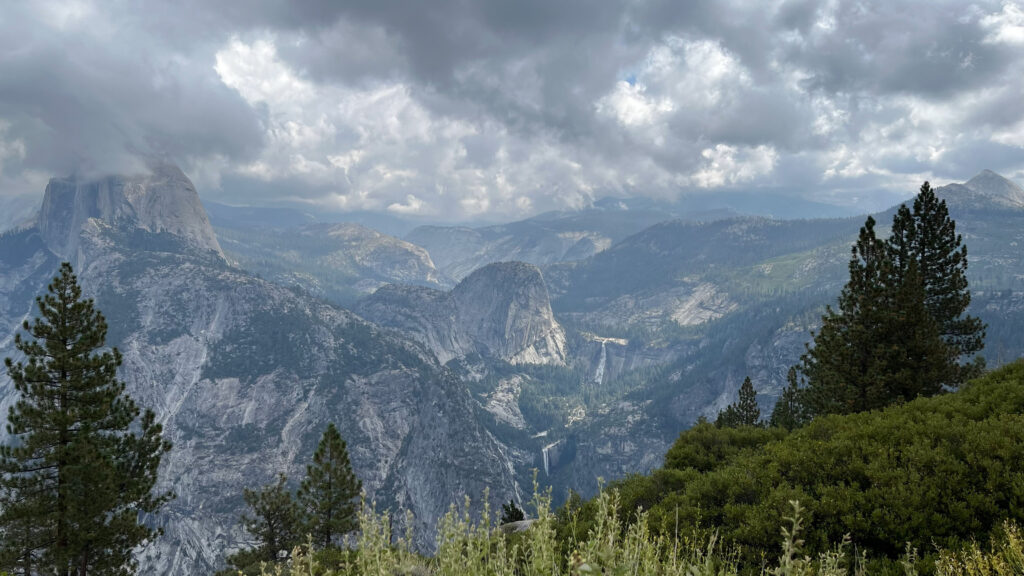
<box><xmin>769</xmin><ymin>367</ymin><xmax>809</xmax><ymax>430</ymax></box>
<box><xmin>798</xmin><ymin>216</ymin><xmax>953</xmax><ymax>417</ymax></box>
<box><xmin>296</xmin><ymin>423</ymin><xmax>361</xmax><ymax>549</ymax></box>
<box><xmin>230</xmin><ymin>474</ymin><xmax>302</xmax><ymax>567</ymax></box>
<box><xmin>888</xmin><ymin>181</ymin><xmax>986</xmax><ymax>384</ymax></box>
<box><xmin>716</xmin><ymin>377</ymin><xmax>761</xmax><ymax>428</ymax></box>
<box><xmin>500</xmin><ymin>499</ymin><xmax>525</xmax><ymax>524</ymax></box>
<box><xmin>0</xmin><ymin>262</ymin><xmax>172</xmax><ymax>576</ymax></box>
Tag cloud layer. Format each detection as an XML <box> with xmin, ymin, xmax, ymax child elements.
<box><xmin>1</xmin><ymin>0</ymin><xmax>1023</xmax><ymax>220</ymax></box>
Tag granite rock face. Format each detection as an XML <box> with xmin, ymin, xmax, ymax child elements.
<box><xmin>0</xmin><ymin>170</ymin><xmax>519</xmax><ymax>575</ymax></box>
<box><xmin>38</xmin><ymin>164</ymin><xmax>223</xmax><ymax>260</ymax></box>
<box><xmin>357</xmin><ymin>262</ymin><xmax>567</xmax><ymax>366</ymax></box>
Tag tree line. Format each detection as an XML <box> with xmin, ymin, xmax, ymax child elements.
<box><xmin>714</xmin><ymin>182</ymin><xmax>986</xmax><ymax>429</ymax></box>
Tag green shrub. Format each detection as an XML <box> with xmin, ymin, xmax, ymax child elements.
<box><xmin>620</xmin><ymin>361</ymin><xmax>1024</xmax><ymax>573</ymax></box>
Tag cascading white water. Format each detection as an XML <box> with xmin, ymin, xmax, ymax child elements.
<box><xmin>542</xmin><ymin>441</ymin><xmax>560</xmax><ymax>476</ymax></box>
<box><xmin>593</xmin><ymin>340</ymin><xmax>607</xmax><ymax>385</ymax></box>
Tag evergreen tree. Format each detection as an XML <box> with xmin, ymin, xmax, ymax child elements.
<box><xmin>798</xmin><ymin>217</ymin><xmax>953</xmax><ymax>417</ymax></box>
<box><xmin>229</xmin><ymin>474</ymin><xmax>302</xmax><ymax>568</ymax></box>
<box><xmin>296</xmin><ymin>423</ymin><xmax>361</xmax><ymax>549</ymax></box>
<box><xmin>716</xmin><ymin>377</ymin><xmax>761</xmax><ymax>428</ymax></box>
<box><xmin>0</xmin><ymin>262</ymin><xmax>172</xmax><ymax>576</ymax></box>
<box><xmin>769</xmin><ymin>367</ymin><xmax>809</xmax><ymax>430</ymax></box>
<box><xmin>888</xmin><ymin>181</ymin><xmax>986</xmax><ymax>384</ymax></box>
<box><xmin>500</xmin><ymin>499</ymin><xmax>525</xmax><ymax>524</ymax></box>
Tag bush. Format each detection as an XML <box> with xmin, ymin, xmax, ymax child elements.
<box><xmin>622</xmin><ymin>361</ymin><xmax>1024</xmax><ymax>573</ymax></box>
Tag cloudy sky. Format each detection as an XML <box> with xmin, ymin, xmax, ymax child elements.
<box><xmin>1</xmin><ymin>0</ymin><xmax>1024</xmax><ymax>222</ymax></box>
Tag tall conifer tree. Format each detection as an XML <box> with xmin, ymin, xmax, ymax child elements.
<box><xmin>888</xmin><ymin>181</ymin><xmax>986</xmax><ymax>384</ymax></box>
<box><xmin>716</xmin><ymin>377</ymin><xmax>761</xmax><ymax>428</ymax></box>
<box><xmin>296</xmin><ymin>423</ymin><xmax>361</xmax><ymax>549</ymax></box>
<box><xmin>0</xmin><ymin>263</ymin><xmax>172</xmax><ymax>576</ymax></box>
<box><xmin>769</xmin><ymin>367</ymin><xmax>809</xmax><ymax>430</ymax></box>
<box><xmin>797</xmin><ymin>216</ymin><xmax>953</xmax><ymax>417</ymax></box>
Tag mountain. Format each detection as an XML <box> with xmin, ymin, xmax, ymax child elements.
<box><xmin>0</xmin><ymin>167</ymin><xmax>530</xmax><ymax>574</ymax></box>
<box><xmin>547</xmin><ymin>216</ymin><xmax>863</xmax><ymax>329</ymax></box>
<box><xmin>357</xmin><ymin>261</ymin><xmax>566</xmax><ymax>366</ymax></box>
<box><xmin>214</xmin><ymin>221</ymin><xmax>451</xmax><ymax>305</ymax></box>
<box><xmin>405</xmin><ymin>201</ymin><xmax>686</xmax><ymax>281</ymax></box>
<box><xmin>4</xmin><ymin>165</ymin><xmax>1023</xmax><ymax>574</ymax></box>
<box><xmin>38</xmin><ymin>164</ymin><xmax>223</xmax><ymax>259</ymax></box>
<box><xmin>510</xmin><ymin>171</ymin><xmax>1024</xmax><ymax>497</ymax></box>
<box><xmin>405</xmin><ymin>192</ymin><xmax>863</xmax><ymax>283</ymax></box>
<box><xmin>963</xmin><ymin>169</ymin><xmax>1024</xmax><ymax>207</ymax></box>
<box><xmin>205</xmin><ymin>201</ymin><xmax>318</xmax><ymax>230</ymax></box>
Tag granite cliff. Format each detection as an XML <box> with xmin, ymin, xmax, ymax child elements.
<box><xmin>0</xmin><ymin>167</ymin><xmax>523</xmax><ymax>574</ymax></box>
<box><xmin>357</xmin><ymin>261</ymin><xmax>567</xmax><ymax>366</ymax></box>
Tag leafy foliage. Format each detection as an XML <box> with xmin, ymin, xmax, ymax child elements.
<box><xmin>236</xmin><ymin>481</ymin><xmax>1023</xmax><ymax>576</ymax></box>
<box><xmin>0</xmin><ymin>263</ymin><xmax>172</xmax><ymax>575</ymax></box>
<box><xmin>888</xmin><ymin>182</ymin><xmax>986</xmax><ymax>384</ymax></box>
<box><xmin>563</xmin><ymin>361</ymin><xmax>1024</xmax><ymax>573</ymax></box>
<box><xmin>225</xmin><ymin>425</ymin><xmax>362</xmax><ymax>574</ymax></box>
<box><xmin>799</xmin><ymin>216</ymin><xmax>952</xmax><ymax>417</ymax></box>
<box><xmin>770</xmin><ymin>367</ymin><xmax>810</xmax><ymax>430</ymax></box>
<box><xmin>797</xmin><ymin>183</ymin><xmax>988</xmax><ymax>419</ymax></box>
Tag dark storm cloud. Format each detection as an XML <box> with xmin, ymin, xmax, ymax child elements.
<box><xmin>0</xmin><ymin>2</ymin><xmax>264</xmax><ymax>191</ymax></box>
<box><xmin>1</xmin><ymin>0</ymin><xmax>1023</xmax><ymax>216</ymax></box>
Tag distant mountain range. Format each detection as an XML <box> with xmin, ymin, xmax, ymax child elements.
<box><xmin>0</xmin><ymin>166</ymin><xmax>531</xmax><ymax>574</ymax></box>
<box><xmin>2</xmin><ymin>166</ymin><xmax>1022</xmax><ymax>575</ymax></box>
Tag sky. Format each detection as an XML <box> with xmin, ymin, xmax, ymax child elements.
<box><xmin>1</xmin><ymin>0</ymin><xmax>1024</xmax><ymax>223</ymax></box>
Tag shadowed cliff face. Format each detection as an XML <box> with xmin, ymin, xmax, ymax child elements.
<box><xmin>38</xmin><ymin>164</ymin><xmax>223</xmax><ymax>260</ymax></box>
<box><xmin>357</xmin><ymin>261</ymin><xmax>567</xmax><ymax>366</ymax></box>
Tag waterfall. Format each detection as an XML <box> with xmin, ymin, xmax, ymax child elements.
<box><xmin>593</xmin><ymin>340</ymin><xmax>607</xmax><ymax>385</ymax></box>
<box><xmin>542</xmin><ymin>441</ymin><xmax>559</xmax><ymax>476</ymax></box>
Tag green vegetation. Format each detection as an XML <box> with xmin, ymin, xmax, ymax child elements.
<box><xmin>794</xmin><ymin>183</ymin><xmax>986</xmax><ymax>420</ymax></box>
<box><xmin>564</xmin><ymin>361</ymin><xmax>1024</xmax><ymax>574</ymax></box>
<box><xmin>888</xmin><ymin>183</ymin><xmax>986</xmax><ymax>384</ymax></box>
<box><xmin>715</xmin><ymin>377</ymin><xmax>761</xmax><ymax>428</ymax></box>
<box><xmin>500</xmin><ymin>499</ymin><xmax>525</xmax><ymax>524</ymax></box>
<box><xmin>0</xmin><ymin>263</ymin><xmax>172</xmax><ymax>575</ymax></box>
<box><xmin>235</xmin><ymin>479</ymin><xmax>1024</xmax><ymax>576</ymax></box>
<box><xmin>297</xmin><ymin>423</ymin><xmax>362</xmax><ymax>548</ymax></box>
<box><xmin>223</xmin><ymin>423</ymin><xmax>362</xmax><ymax>575</ymax></box>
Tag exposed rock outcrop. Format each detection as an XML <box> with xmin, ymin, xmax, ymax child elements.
<box><xmin>0</xmin><ymin>170</ymin><xmax>522</xmax><ymax>575</ymax></box>
<box><xmin>357</xmin><ymin>262</ymin><xmax>567</xmax><ymax>365</ymax></box>
<box><xmin>38</xmin><ymin>164</ymin><xmax>223</xmax><ymax>260</ymax></box>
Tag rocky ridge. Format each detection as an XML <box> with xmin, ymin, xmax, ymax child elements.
<box><xmin>0</xmin><ymin>168</ymin><xmax>525</xmax><ymax>575</ymax></box>
<box><xmin>357</xmin><ymin>262</ymin><xmax>567</xmax><ymax>366</ymax></box>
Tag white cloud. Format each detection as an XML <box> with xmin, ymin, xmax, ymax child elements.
<box><xmin>596</xmin><ymin>81</ymin><xmax>674</xmax><ymax>127</ymax></box>
<box><xmin>981</xmin><ymin>2</ymin><xmax>1024</xmax><ymax>45</ymax></box>
<box><xmin>692</xmin><ymin>144</ymin><xmax>778</xmax><ymax>188</ymax></box>
<box><xmin>387</xmin><ymin>194</ymin><xmax>425</xmax><ymax>214</ymax></box>
<box><xmin>213</xmin><ymin>37</ymin><xmax>608</xmax><ymax>220</ymax></box>
<box><xmin>0</xmin><ymin>121</ymin><xmax>27</xmax><ymax>176</ymax></box>
<box><xmin>5</xmin><ymin>0</ymin><xmax>1024</xmax><ymax>219</ymax></box>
